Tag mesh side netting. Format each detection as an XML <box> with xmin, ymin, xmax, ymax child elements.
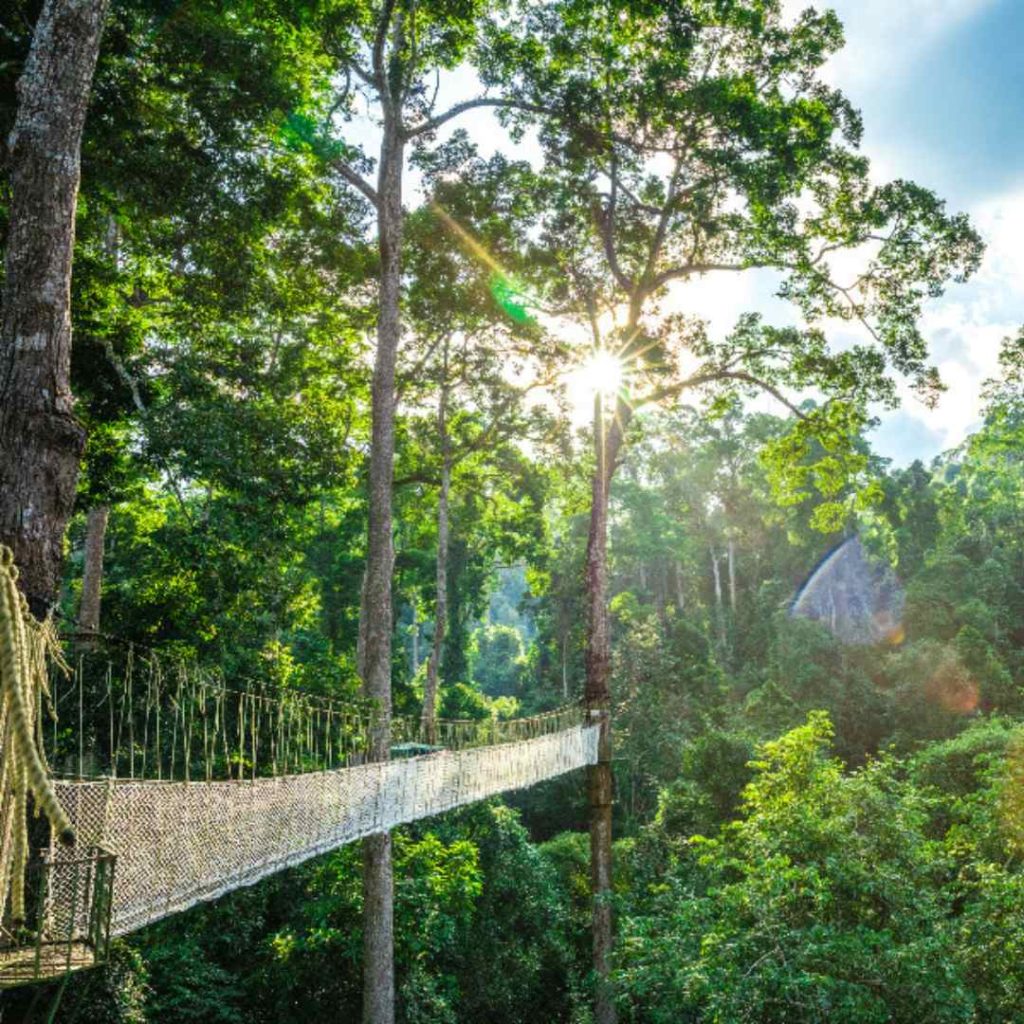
<box><xmin>50</xmin><ymin>724</ymin><xmax>600</xmax><ymax>937</ymax></box>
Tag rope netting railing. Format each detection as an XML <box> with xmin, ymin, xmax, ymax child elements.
<box><xmin>52</xmin><ymin>722</ymin><xmax>600</xmax><ymax>937</ymax></box>
<box><xmin>0</xmin><ymin>552</ymin><xmax>598</xmax><ymax>985</ymax></box>
<box><xmin>47</xmin><ymin>642</ymin><xmax>582</xmax><ymax>782</ymax></box>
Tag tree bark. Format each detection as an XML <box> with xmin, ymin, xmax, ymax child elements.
<box><xmin>410</xmin><ymin>601</ymin><xmax>420</xmax><ymax>676</ymax></box>
<box><xmin>562</xmin><ymin>632</ymin><xmax>569</xmax><ymax>701</ymax></box>
<box><xmin>584</xmin><ymin>391</ymin><xmax>629</xmax><ymax>1024</ymax></box>
<box><xmin>358</xmin><ymin>91</ymin><xmax>403</xmax><ymax>1024</ymax></box>
<box><xmin>674</xmin><ymin>559</ymin><xmax>685</xmax><ymax>612</ymax></box>
<box><xmin>77</xmin><ymin>503</ymin><xmax>108</xmax><ymax>636</ymax></box>
<box><xmin>0</xmin><ymin>0</ymin><xmax>109</xmax><ymax>615</ymax></box>
<box><xmin>421</xmin><ymin>367</ymin><xmax>450</xmax><ymax>746</ymax></box>
<box><xmin>711</xmin><ymin>546</ymin><xmax>728</xmax><ymax>650</ymax></box>
<box><xmin>727</xmin><ymin>537</ymin><xmax>737</xmax><ymax>613</ymax></box>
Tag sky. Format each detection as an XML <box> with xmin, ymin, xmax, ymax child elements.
<box><xmin>353</xmin><ymin>1</ymin><xmax>1024</xmax><ymax>464</ymax></box>
<box><xmin>683</xmin><ymin>0</ymin><xmax>1024</xmax><ymax>465</ymax></box>
<box><xmin>797</xmin><ymin>0</ymin><xmax>1024</xmax><ymax>464</ymax></box>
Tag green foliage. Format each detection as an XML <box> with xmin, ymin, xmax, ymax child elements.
<box><xmin>438</xmin><ymin>682</ymin><xmax>491</xmax><ymax>720</ymax></box>
<box><xmin>48</xmin><ymin>943</ymin><xmax>149</xmax><ymax>1024</ymax></box>
<box><xmin>617</xmin><ymin>713</ymin><xmax>973</xmax><ymax>1023</ymax></box>
<box><xmin>4</xmin><ymin>0</ymin><xmax>1022</xmax><ymax>1020</ymax></box>
<box><xmin>471</xmin><ymin>623</ymin><xmax>527</xmax><ymax>698</ymax></box>
<box><xmin>655</xmin><ymin>730</ymin><xmax>755</xmax><ymax>839</ymax></box>
<box><xmin>263</xmin><ymin>803</ymin><xmax>577</xmax><ymax>1024</ymax></box>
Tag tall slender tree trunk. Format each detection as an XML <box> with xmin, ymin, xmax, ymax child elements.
<box><xmin>421</xmin><ymin>367</ymin><xmax>450</xmax><ymax>746</ymax></box>
<box><xmin>562</xmin><ymin>632</ymin><xmax>569</xmax><ymax>701</ymax></box>
<box><xmin>727</xmin><ymin>537</ymin><xmax>737</xmax><ymax>613</ymax></box>
<box><xmin>584</xmin><ymin>391</ymin><xmax>628</xmax><ymax>1024</ymax></box>
<box><xmin>410</xmin><ymin>602</ymin><xmax>420</xmax><ymax>676</ymax></box>
<box><xmin>711</xmin><ymin>547</ymin><xmax>728</xmax><ymax>649</ymax></box>
<box><xmin>77</xmin><ymin>503</ymin><xmax>108</xmax><ymax>636</ymax></box>
<box><xmin>0</xmin><ymin>0</ymin><xmax>109</xmax><ymax>615</ymax></box>
<box><xmin>359</xmin><ymin>106</ymin><xmax>403</xmax><ymax>1024</ymax></box>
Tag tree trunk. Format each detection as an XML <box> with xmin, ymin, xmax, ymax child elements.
<box><xmin>584</xmin><ymin>391</ymin><xmax>628</xmax><ymax>1024</ymax></box>
<box><xmin>77</xmin><ymin>503</ymin><xmax>108</xmax><ymax>636</ymax></box>
<box><xmin>359</xmin><ymin>106</ymin><xmax>403</xmax><ymax>1024</ymax></box>
<box><xmin>562</xmin><ymin>632</ymin><xmax>569</xmax><ymax>701</ymax></box>
<box><xmin>410</xmin><ymin>602</ymin><xmax>420</xmax><ymax>676</ymax></box>
<box><xmin>421</xmin><ymin>371</ymin><xmax>450</xmax><ymax>746</ymax></box>
<box><xmin>727</xmin><ymin>537</ymin><xmax>737</xmax><ymax>613</ymax></box>
<box><xmin>0</xmin><ymin>0</ymin><xmax>109</xmax><ymax>615</ymax></box>
<box><xmin>711</xmin><ymin>547</ymin><xmax>727</xmax><ymax>649</ymax></box>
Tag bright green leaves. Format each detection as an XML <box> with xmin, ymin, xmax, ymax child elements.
<box><xmin>278</xmin><ymin>109</ymin><xmax>361</xmax><ymax>165</ymax></box>
<box><xmin>256</xmin><ymin>804</ymin><xmax>575</xmax><ymax>1022</ymax></box>
<box><xmin>618</xmin><ymin>712</ymin><xmax>974</xmax><ymax>1023</ymax></box>
<box><xmin>760</xmin><ymin>400</ymin><xmax>880</xmax><ymax>534</ymax></box>
<box><xmin>483</xmin><ymin>0</ymin><xmax>982</xmax><ymax>487</ymax></box>
<box><xmin>740</xmin><ymin>708</ymin><xmax>838</xmax><ymax>811</ymax></box>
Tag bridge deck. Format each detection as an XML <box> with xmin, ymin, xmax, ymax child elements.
<box><xmin>50</xmin><ymin>724</ymin><xmax>600</xmax><ymax>938</ymax></box>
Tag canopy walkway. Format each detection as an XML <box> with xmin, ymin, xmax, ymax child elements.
<box><xmin>0</xmin><ymin>551</ymin><xmax>598</xmax><ymax>987</ymax></box>
<box><xmin>52</xmin><ymin>713</ymin><xmax>598</xmax><ymax>940</ymax></box>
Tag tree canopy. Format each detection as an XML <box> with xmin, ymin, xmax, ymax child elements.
<box><xmin>2</xmin><ymin>2</ymin><xmax>1023</xmax><ymax>1023</ymax></box>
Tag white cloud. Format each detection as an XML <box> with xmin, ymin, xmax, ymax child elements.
<box><xmin>869</xmin><ymin>186</ymin><xmax>1024</xmax><ymax>459</ymax></box>
<box><xmin>657</xmin><ymin>182</ymin><xmax>1024</xmax><ymax>464</ymax></box>
<box><xmin>784</xmin><ymin>0</ymin><xmax>998</xmax><ymax>91</ymax></box>
<box><xmin>970</xmin><ymin>189</ymin><xmax>1024</xmax><ymax>301</ymax></box>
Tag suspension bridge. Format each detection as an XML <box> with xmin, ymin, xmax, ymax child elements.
<box><xmin>0</xmin><ymin>551</ymin><xmax>599</xmax><ymax>987</ymax></box>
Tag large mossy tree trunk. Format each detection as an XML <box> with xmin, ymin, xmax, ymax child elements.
<box><xmin>0</xmin><ymin>0</ymin><xmax>109</xmax><ymax>615</ymax></box>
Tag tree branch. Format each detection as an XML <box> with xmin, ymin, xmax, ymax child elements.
<box><xmin>651</xmin><ymin>261</ymin><xmax>749</xmax><ymax>290</ymax></box>
<box><xmin>396</xmin><ymin>330</ymin><xmax>450</xmax><ymax>401</ymax></box>
<box><xmin>332</xmin><ymin>159</ymin><xmax>380</xmax><ymax>207</ymax></box>
<box><xmin>403</xmin><ymin>97</ymin><xmax>553</xmax><ymax>139</ymax></box>
<box><xmin>371</xmin><ymin>0</ymin><xmax>397</xmax><ymax>100</ymax></box>
<box><xmin>641</xmin><ymin>158</ymin><xmax>685</xmax><ymax>288</ymax></box>
<box><xmin>639</xmin><ymin>368</ymin><xmax>808</xmax><ymax>420</ymax></box>
<box><xmin>101</xmin><ymin>340</ymin><xmax>196</xmax><ymax>527</ymax></box>
<box><xmin>596</xmin><ymin>156</ymin><xmax>635</xmax><ymax>295</ymax></box>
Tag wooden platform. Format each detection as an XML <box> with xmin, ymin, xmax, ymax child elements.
<box><xmin>0</xmin><ymin>941</ymin><xmax>98</xmax><ymax>988</ymax></box>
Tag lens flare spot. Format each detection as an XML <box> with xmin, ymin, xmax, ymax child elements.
<box><xmin>924</xmin><ymin>662</ymin><xmax>979</xmax><ymax>715</ymax></box>
<box><xmin>490</xmin><ymin>272</ymin><xmax>535</xmax><ymax>326</ymax></box>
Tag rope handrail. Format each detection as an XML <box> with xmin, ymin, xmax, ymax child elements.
<box><xmin>0</xmin><ymin>553</ymin><xmax>598</xmax><ymax>988</ymax></box>
<box><xmin>51</xmin><ymin>721</ymin><xmax>601</xmax><ymax>939</ymax></box>
<box><xmin>47</xmin><ymin>640</ymin><xmax>582</xmax><ymax>783</ymax></box>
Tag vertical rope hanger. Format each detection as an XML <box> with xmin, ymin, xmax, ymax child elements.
<box><xmin>0</xmin><ymin>547</ymin><xmax>75</xmax><ymax>925</ymax></box>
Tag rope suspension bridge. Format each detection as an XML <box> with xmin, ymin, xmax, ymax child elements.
<box><xmin>0</xmin><ymin>550</ymin><xmax>599</xmax><ymax>987</ymax></box>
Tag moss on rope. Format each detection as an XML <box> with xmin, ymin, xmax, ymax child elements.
<box><xmin>0</xmin><ymin>546</ymin><xmax>74</xmax><ymax>923</ymax></box>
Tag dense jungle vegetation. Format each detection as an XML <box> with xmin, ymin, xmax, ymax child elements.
<box><xmin>2</xmin><ymin>0</ymin><xmax>1024</xmax><ymax>1022</ymax></box>
<box><xmin>34</xmin><ymin>389</ymin><xmax>1024</xmax><ymax>1024</ymax></box>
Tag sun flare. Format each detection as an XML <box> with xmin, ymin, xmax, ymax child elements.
<box><xmin>566</xmin><ymin>349</ymin><xmax>626</xmax><ymax>421</ymax></box>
